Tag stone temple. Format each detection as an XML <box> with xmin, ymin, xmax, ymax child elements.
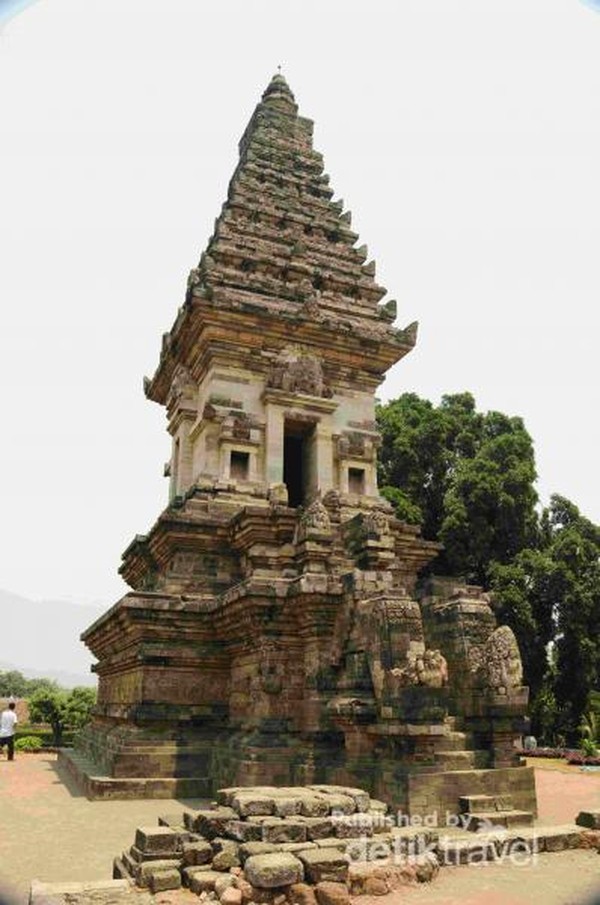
<box><xmin>66</xmin><ymin>74</ymin><xmax>536</xmax><ymax>821</ymax></box>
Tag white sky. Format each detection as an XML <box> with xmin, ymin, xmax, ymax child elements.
<box><xmin>0</xmin><ymin>0</ymin><xmax>599</xmax><ymax>607</ymax></box>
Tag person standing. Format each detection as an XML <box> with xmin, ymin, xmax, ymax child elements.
<box><xmin>0</xmin><ymin>701</ymin><xmax>18</xmax><ymax>761</ymax></box>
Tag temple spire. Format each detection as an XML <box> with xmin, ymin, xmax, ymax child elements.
<box><xmin>261</xmin><ymin>71</ymin><xmax>297</xmax><ymax>109</ymax></box>
<box><xmin>145</xmin><ymin>75</ymin><xmax>418</xmax><ymax>406</ymax></box>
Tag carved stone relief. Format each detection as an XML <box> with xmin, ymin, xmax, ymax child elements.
<box><xmin>267</xmin><ymin>349</ymin><xmax>332</xmax><ymax>398</ymax></box>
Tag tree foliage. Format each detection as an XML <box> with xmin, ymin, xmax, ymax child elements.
<box><xmin>27</xmin><ymin>686</ymin><xmax>96</xmax><ymax>746</ymax></box>
<box><xmin>377</xmin><ymin>392</ymin><xmax>600</xmax><ymax>742</ymax></box>
<box><xmin>0</xmin><ymin>670</ymin><xmax>59</xmax><ymax>698</ymax></box>
<box><xmin>377</xmin><ymin>392</ymin><xmax>538</xmax><ymax>584</ymax></box>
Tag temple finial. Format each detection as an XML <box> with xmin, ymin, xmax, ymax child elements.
<box><xmin>262</xmin><ymin>70</ymin><xmax>296</xmax><ymax>106</ymax></box>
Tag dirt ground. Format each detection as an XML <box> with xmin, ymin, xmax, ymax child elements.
<box><xmin>0</xmin><ymin>754</ymin><xmax>598</xmax><ymax>905</ymax></box>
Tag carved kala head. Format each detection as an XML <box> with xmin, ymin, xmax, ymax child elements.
<box><xmin>482</xmin><ymin>625</ymin><xmax>523</xmax><ymax>693</ymax></box>
<box><xmin>268</xmin><ymin>348</ymin><xmax>332</xmax><ymax>398</ymax></box>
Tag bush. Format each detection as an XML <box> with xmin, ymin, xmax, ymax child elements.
<box><xmin>14</xmin><ymin>728</ymin><xmax>75</xmax><ymax>748</ymax></box>
<box><xmin>523</xmin><ymin>747</ymin><xmax>570</xmax><ymax>759</ymax></box>
<box><xmin>15</xmin><ymin>735</ymin><xmax>43</xmax><ymax>752</ymax></box>
<box><xmin>566</xmin><ymin>752</ymin><xmax>600</xmax><ymax>767</ymax></box>
<box><xmin>581</xmin><ymin>738</ymin><xmax>599</xmax><ymax>758</ymax></box>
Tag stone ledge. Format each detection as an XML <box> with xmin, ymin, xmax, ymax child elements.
<box><xmin>29</xmin><ymin>879</ymin><xmax>152</xmax><ymax>905</ymax></box>
<box><xmin>57</xmin><ymin>748</ymin><xmax>211</xmax><ymax>800</ymax></box>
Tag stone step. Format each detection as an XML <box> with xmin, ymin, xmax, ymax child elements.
<box><xmin>32</xmin><ymin>879</ymin><xmax>139</xmax><ymax>905</ymax></box>
<box><xmin>60</xmin><ymin>750</ymin><xmax>109</xmax><ymax>778</ymax></box>
<box><xmin>112</xmin><ymin>856</ymin><xmax>133</xmax><ymax>881</ymax></box>
<box><xmin>57</xmin><ymin>748</ymin><xmax>212</xmax><ymax>800</ymax></box>
<box><xmin>462</xmin><ymin>810</ymin><xmax>534</xmax><ymax>831</ymax></box>
<box><xmin>438</xmin><ymin>822</ymin><xmax>584</xmax><ymax>862</ymax></box>
<box><xmin>459</xmin><ymin>794</ymin><xmax>514</xmax><ymax>813</ymax></box>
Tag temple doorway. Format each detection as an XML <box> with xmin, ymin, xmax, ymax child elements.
<box><xmin>283</xmin><ymin>419</ymin><xmax>316</xmax><ymax>507</ymax></box>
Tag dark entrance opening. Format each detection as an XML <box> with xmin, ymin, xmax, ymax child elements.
<box><xmin>283</xmin><ymin>420</ymin><xmax>315</xmax><ymax>508</ymax></box>
<box><xmin>348</xmin><ymin>467</ymin><xmax>365</xmax><ymax>495</ymax></box>
<box><xmin>230</xmin><ymin>451</ymin><xmax>249</xmax><ymax>481</ymax></box>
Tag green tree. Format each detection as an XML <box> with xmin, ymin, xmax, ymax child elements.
<box><xmin>28</xmin><ymin>686</ymin><xmax>96</xmax><ymax>746</ymax></box>
<box><xmin>491</xmin><ymin>495</ymin><xmax>599</xmax><ymax>741</ymax></box>
<box><xmin>377</xmin><ymin>393</ymin><xmax>538</xmax><ymax>584</ymax></box>
<box><xmin>64</xmin><ymin>686</ymin><xmax>96</xmax><ymax>730</ymax></box>
<box><xmin>25</xmin><ymin>677</ymin><xmax>59</xmax><ymax>696</ymax></box>
<box><xmin>0</xmin><ymin>670</ymin><xmax>29</xmax><ymax>697</ymax></box>
<box><xmin>547</xmin><ymin>497</ymin><xmax>600</xmax><ymax>738</ymax></box>
<box><xmin>490</xmin><ymin>548</ymin><xmax>561</xmax><ymax>702</ymax></box>
<box><xmin>28</xmin><ymin>689</ymin><xmax>69</xmax><ymax>746</ymax></box>
<box><xmin>0</xmin><ymin>671</ymin><xmax>59</xmax><ymax>698</ymax></box>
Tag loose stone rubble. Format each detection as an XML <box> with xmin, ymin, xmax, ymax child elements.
<box><xmin>105</xmin><ymin>784</ymin><xmax>595</xmax><ymax>902</ymax></box>
<box><xmin>112</xmin><ymin>785</ymin><xmax>442</xmax><ymax>899</ymax></box>
<box><xmin>28</xmin><ymin>786</ymin><xmax>596</xmax><ymax>902</ymax></box>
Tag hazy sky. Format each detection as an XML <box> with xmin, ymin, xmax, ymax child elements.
<box><xmin>1</xmin><ymin>0</ymin><xmax>599</xmax><ymax>608</ymax></box>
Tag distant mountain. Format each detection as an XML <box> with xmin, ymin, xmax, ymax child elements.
<box><xmin>0</xmin><ymin>589</ymin><xmax>104</xmax><ymax>687</ymax></box>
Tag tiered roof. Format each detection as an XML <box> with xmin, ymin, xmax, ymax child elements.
<box><xmin>146</xmin><ymin>74</ymin><xmax>416</xmax><ymax>404</ymax></box>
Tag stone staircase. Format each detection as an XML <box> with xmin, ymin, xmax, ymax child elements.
<box><xmin>57</xmin><ymin>747</ymin><xmax>212</xmax><ymax>800</ymax></box>
<box><xmin>458</xmin><ymin>793</ymin><xmax>534</xmax><ymax>831</ymax></box>
<box><xmin>431</xmin><ymin>716</ymin><xmax>492</xmax><ymax>771</ymax></box>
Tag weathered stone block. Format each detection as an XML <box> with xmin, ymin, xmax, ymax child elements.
<box><xmin>235</xmin><ymin>876</ymin><xmax>255</xmax><ymax>903</ymax></box>
<box><xmin>189</xmin><ymin>869</ymin><xmax>227</xmax><ymax>894</ymax></box>
<box><xmin>136</xmin><ymin>859</ymin><xmax>182</xmax><ymax>887</ymax></box>
<box><xmin>298</xmin><ymin>797</ymin><xmax>330</xmax><ymax>818</ymax></box>
<box><xmin>580</xmin><ymin>830</ymin><xmax>600</xmax><ymax>850</ymax></box>
<box><xmin>286</xmin><ymin>882</ymin><xmax>317</xmax><ymax>905</ymax></box>
<box><xmin>218</xmin><ymin>787</ymin><xmax>243</xmax><ymax>806</ymax></box>
<box><xmin>182</xmin><ymin>864</ymin><xmax>213</xmax><ymax>886</ymax></box>
<box><xmin>158</xmin><ymin>812</ymin><xmax>187</xmax><ymax>827</ymax></box>
<box><xmin>363</xmin><ymin>876</ymin><xmax>388</xmax><ymax>896</ymax></box>
<box><xmin>280</xmin><ymin>842</ymin><xmax>317</xmax><ymax>853</ymax></box>
<box><xmin>317</xmin><ymin>795</ymin><xmax>355</xmax><ymax>816</ymax></box>
<box><xmin>228</xmin><ymin>820</ymin><xmax>265</xmax><ymax>842</ymax></box>
<box><xmin>193</xmin><ymin>807</ymin><xmax>238</xmax><ymax>839</ymax></box>
<box><xmin>262</xmin><ymin>819</ymin><xmax>308</xmax><ymax>844</ymax></box>
<box><xmin>240</xmin><ymin>841</ymin><xmax>281</xmax><ymax>862</ymax></box>
<box><xmin>309</xmin><ymin>786</ymin><xmax>369</xmax><ymax>814</ymax></box>
<box><xmin>274</xmin><ymin>797</ymin><xmax>304</xmax><ymax>817</ymax></box>
<box><xmin>299</xmin><ymin>818</ymin><xmax>334</xmax><ymax>840</ymax></box>
<box><xmin>30</xmin><ymin>879</ymin><xmax>151</xmax><ymax>905</ymax></box>
<box><xmin>535</xmin><ymin>826</ymin><xmax>581</xmax><ymax>853</ymax></box>
<box><xmin>414</xmin><ymin>853</ymin><xmax>439</xmax><ymax>883</ymax></box>
<box><xmin>134</xmin><ymin>826</ymin><xmax>179</xmax><ymax>855</ymax></box>
<box><xmin>182</xmin><ymin>840</ymin><xmax>214</xmax><ymax>866</ymax></box>
<box><xmin>333</xmin><ymin>817</ymin><xmax>373</xmax><ymax>839</ymax></box>
<box><xmin>221</xmin><ymin>887</ymin><xmax>244</xmax><ymax>905</ymax></box>
<box><xmin>576</xmin><ymin>811</ymin><xmax>600</xmax><ymax>830</ymax></box>
<box><xmin>314</xmin><ymin>882</ymin><xmax>350</xmax><ymax>905</ymax></box>
<box><xmin>129</xmin><ymin>844</ymin><xmax>175</xmax><ymax>864</ymax></box>
<box><xmin>215</xmin><ymin>874</ymin><xmax>237</xmax><ymax>897</ymax></box>
<box><xmin>245</xmin><ymin>853</ymin><xmax>304</xmax><ymax>888</ymax></box>
<box><xmin>213</xmin><ymin>837</ymin><xmax>241</xmax><ymax>854</ymax></box>
<box><xmin>313</xmin><ymin>839</ymin><xmax>345</xmax><ymax>851</ymax></box>
<box><xmin>214</xmin><ymin>848</ymin><xmax>242</xmax><ymax>871</ymax></box>
<box><xmin>149</xmin><ymin>869</ymin><xmax>181</xmax><ymax>892</ymax></box>
<box><xmin>297</xmin><ymin>850</ymin><xmax>349</xmax><ymax>884</ymax></box>
<box><xmin>344</xmin><ymin>838</ymin><xmax>388</xmax><ymax>863</ymax></box>
<box><xmin>234</xmin><ymin>793</ymin><xmax>276</xmax><ymax>817</ymax></box>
